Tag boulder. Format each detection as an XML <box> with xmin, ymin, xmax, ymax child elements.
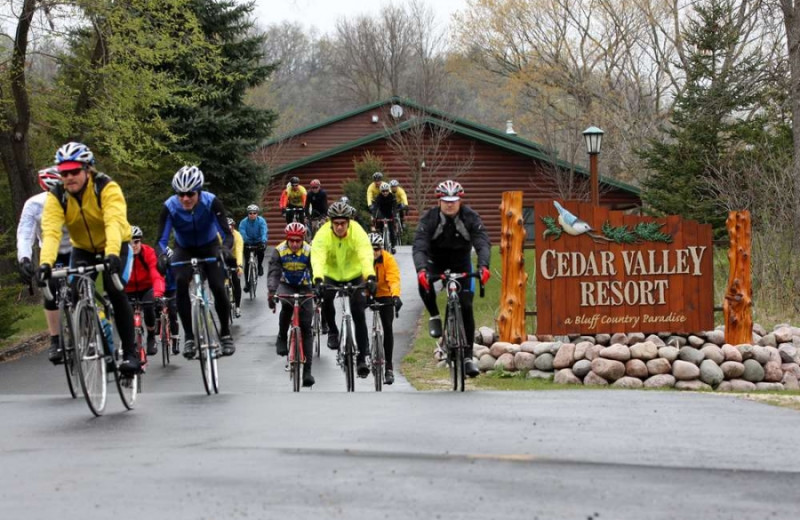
<box><xmin>759</xmin><ymin>333</ymin><xmax>778</xmax><ymax>348</ymax></box>
<box><xmin>630</xmin><ymin>341</ymin><xmax>658</xmax><ymax>361</ymax></box>
<box><xmin>643</xmin><ymin>374</ymin><xmax>676</xmax><ymax>388</ymax></box>
<box><xmin>612</xmin><ymin>377</ymin><xmax>643</xmax><ymax>389</ymax></box>
<box><xmin>574</xmin><ymin>341</ymin><xmax>592</xmax><ymax>361</ymax></box>
<box><xmin>742</xmin><ymin>359</ymin><xmax>765</xmax><ymax>383</ymax></box>
<box><xmin>527</xmin><ymin>335</ymin><xmax>538</xmax><ymax>342</ymax></box>
<box><xmin>494</xmin><ymin>353</ymin><xmax>516</xmax><ymax>371</ymax></box>
<box><xmin>717</xmin><ymin>381</ymin><xmax>733</xmax><ymax>392</ymax></box>
<box><xmin>626</xmin><ymin>332</ymin><xmax>646</xmax><ymax>345</ymax></box>
<box><xmin>679</xmin><ymin>346</ymin><xmax>704</xmax><ymax>365</ymax></box>
<box><xmin>753</xmin><ymin>323</ymin><xmax>767</xmax><ymax>336</ymax></box>
<box><xmin>478</xmin><ymin>326</ymin><xmax>497</xmax><ymax>346</ymax></box>
<box><xmin>514</xmin><ymin>352</ymin><xmax>536</xmax><ymax>371</ymax></box>
<box><xmin>610</xmin><ymin>332</ymin><xmax>628</xmax><ymax>345</ymax></box>
<box><xmin>720</xmin><ymin>361</ymin><xmax>745</xmax><ymax>380</ymax></box>
<box><xmin>625</xmin><ymin>359</ymin><xmax>649</xmax><ymax>379</ymax></box>
<box><xmin>585</xmin><ymin>344</ymin><xmax>604</xmax><ymax>361</ymax></box>
<box><xmin>705</xmin><ymin>330</ymin><xmax>725</xmax><ymax>346</ymax></box>
<box><xmin>489</xmin><ymin>342</ymin><xmax>513</xmax><ymax>358</ymax></box>
<box><xmin>673</xmin><ymin>360</ymin><xmax>701</xmax><ymax>380</ymax></box>
<box><xmin>721</xmin><ymin>344</ymin><xmax>742</xmax><ymax>362</ymax></box>
<box><xmin>774</xmin><ymin>326</ymin><xmax>794</xmax><ymax>344</ymax></box>
<box><xmin>755</xmin><ymin>382</ymin><xmax>784</xmax><ymax>391</ymax></box>
<box><xmin>644</xmin><ymin>334</ymin><xmax>666</xmax><ymax>347</ymax></box>
<box><xmin>752</xmin><ymin>346</ymin><xmax>770</xmax><ymax>365</ymax></box>
<box><xmin>473</xmin><ymin>346</ymin><xmax>490</xmax><ymax>359</ymax></box>
<box><xmin>675</xmin><ymin>380</ymin><xmax>712</xmax><ymax>391</ymax></box>
<box><xmin>553</xmin><ymin>369</ymin><xmax>582</xmax><ymax>385</ymax></box>
<box><xmin>533</xmin><ymin>342</ymin><xmax>559</xmax><ymax>356</ymax></box>
<box><xmin>737</xmin><ymin>344</ymin><xmax>755</xmax><ymax>360</ymax></box>
<box><xmin>553</xmin><ymin>343</ymin><xmax>576</xmax><ymax>369</ymax></box>
<box><xmin>781</xmin><ymin>372</ymin><xmax>799</xmax><ymax>390</ymax></box>
<box><xmin>666</xmin><ymin>335</ymin><xmax>687</xmax><ymax>348</ymax></box>
<box><xmin>583</xmin><ymin>371</ymin><xmax>609</xmax><ymax>386</ymax></box>
<box><xmin>779</xmin><ymin>344</ymin><xmax>798</xmax><ymax>364</ymax></box>
<box><xmin>782</xmin><ymin>363</ymin><xmax>800</xmax><ymax>379</ymax></box>
<box><xmin>595</xmin><ymin>333</ymin><xmax>611</xmax><ymax>345</ymax></box>
<box><xmin>646</xmin><ymin>358</ymin><xmax>672</xmax><ymax>375</ymax></box>
<box><xmin>533</xmin><ymin>353</ymin><xmax>555</xmax><ymax>371</ymax></box>
<box><xmin>590</xmin><ymin>358</ymin><xmax>626</xmax><ymax>382</ymax></box>
<box><xmin>478</xmin><ymin>354</ymin><xmax>496</xmax><ymax>372</ymax></box>
<box><xmin>687</xmin><ymin>335</ymin><xmax>705</xmax><ymax>348</ymax></box>
<box><xmin>520</xmin><ymin>341</ymin><xmax>538</xmax><ymax>354</ymax></box>
<box><xmin>658</xmin><ymin>346</ymin><xmax>680</xmax><ymax>362</ymax></box>
<box><xmin>599</xmin><ymin>343</ymin><xmax>631</xmax><ymax>362</ymax></box>
<box><xmin>699</xmin><ymin>359</ymin><xmax>724</xmax><ymax>387</ymax></box>
<box><xmin>700</xmin><ymin>345</ymin><xmax>724</xmax><ymax>365</ymax></box>
<box><xmin>763</xmin><ymin>361</ymin><xmax>783</xmax><ymax>383</ymax></box>
<box><xmin>572</xmin><ymin>359</ymin><xmax>592</xmax><ymax>379</ymax></box>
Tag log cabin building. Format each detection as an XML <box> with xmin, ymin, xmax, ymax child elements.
<box><xmin>256</xmin><ymin>97</ymin><xmax>641</xmax><ymax>245</ymax></box>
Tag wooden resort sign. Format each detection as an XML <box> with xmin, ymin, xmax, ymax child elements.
<box><xmin>534</xmin><ymin>201</ymin><xmax>714</xmax><ymax>335</ymax></box>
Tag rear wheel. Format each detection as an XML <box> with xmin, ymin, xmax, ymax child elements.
<box><xmin>160</xmin><ymin>315</ymin><xmax>170</xmax><ymax>367</ymax></box>
<box><xmin>60</xmin><ymin>304</ymin><xmax>78</xmax><ymax>399</ymax></box>
<box><xmin>74</xmin><ymin>301</ymin><xmax>107</xmax><ymax>416</ymax></box>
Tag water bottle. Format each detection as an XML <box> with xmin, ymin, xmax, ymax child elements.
<box><xmin>98</xmin><ymin>309</ymin><xmax>115</xmax><ymax>355</ymax></box>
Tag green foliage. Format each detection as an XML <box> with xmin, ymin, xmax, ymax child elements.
<box><xmin>540</xmin><ymin>216</ymin><xmax>562</xmax><ymax>240</ymax></box>
<box><xmin>344</xmin><ymin>151</ymin><xmax>385</xmax><ymax>226</ymax></box>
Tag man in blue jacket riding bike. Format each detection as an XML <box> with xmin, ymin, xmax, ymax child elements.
<box><xmin>239</xmin><ymin>203</ymin><xmax>268</xmax><ymax>293</ymax></box>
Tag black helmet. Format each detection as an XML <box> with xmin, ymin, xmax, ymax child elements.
<box><xmin>328</xmin><ymin>200</ymin><xmax>352</xmax><ymax>219</ymax></box>
<box><xmin>290</xmin><ymin>176</ymin><xmax>300</xmax><ymax>186</ymax></box>
<box><xmin>372</xmin><ymin>172</ymin><xmax>383</xmax><ymax>181</ymax></box>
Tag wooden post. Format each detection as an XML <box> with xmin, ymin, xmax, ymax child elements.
<box><xmin>498</xmin><ymin>191</ymin><xmax>527</xmax><ymax>343</ymax></box>
<box><xmin>724</xmin><ymin>211</ymin><xmax>752</xmax><ymax>345</ymax></box>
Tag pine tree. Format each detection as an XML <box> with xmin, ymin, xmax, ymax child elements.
<box><xmin>166</xmin><ymin>0</ymin><xmax>277</xmax><ymax>212</ymax></box>
<box><xmin>638</xmin><ymin>0</ymin><xmax>764</xmax><ymax>234</ymax></box>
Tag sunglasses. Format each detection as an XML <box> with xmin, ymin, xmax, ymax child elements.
<box><xmin>287</xmin><ymin>237</ymin><xmax>303</xmax><ymax>243</ymax></box>
<box><xmin>60</xmin><ymin>169</ymin><xmax>84</xmax><ymax>178</ymax></box>
<box><xmin>248</xmin><ymin>211</ymin><xmax>258</xmax><ymax>215</ymax></box>
<box><xmin>132</xmin><ymin>239</ymin><xmax>142</xmax><ymax>244</ymax></box>
<box><xmin>178</xmin><ymin>191</ymin><xmax>197</xmax><ymax>198</ymax></box>
<box><xmin>381</xmin><ymin>190</ymin><xmax>390</xmax><ymax>194</ymax></box>
<box><xmin>331</xmin><ymin>220</ymin><xmax>349</xmax><ymax>227</ymax></box>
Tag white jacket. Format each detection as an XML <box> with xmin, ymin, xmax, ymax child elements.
<box><xmin>16</xmin><ymin>191</ymin><xmax>72</xmax><ymax>262</ymax></box>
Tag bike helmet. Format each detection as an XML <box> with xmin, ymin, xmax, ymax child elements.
<box><xmin>372</xmin><ymin>172</ymin><xmax>383</xmax><ymax>181</ymax></box>
<box><xmin>37</xmin><ymin>167</ymin><xmax>61</xmax><ymax>191</ymax></box>
<box><xmin>379</xmin><ymin>182</ymin><xmax>390</xmax><ymax>192</ymax></box>
<box><xmin>172</xmin><ymin>165</ymin><xmax>204</xmax><ymax>193</ymax></box>
<box><xmin>340</xmin><ymin>196</ymin><xmax>350</xmax><ymax>204</ymax></box>
<box><xmin>328</xmin><ymin>200</ymin><xmax>352</xmax><ymax>219</ymax></box>
<box><xmin>290</xmin><ymin>176</ymin><xmax>300</xmax><ymax>186</ymax></box>
<box><xmin>54</xmin><ymin>142</ymin><xmax>95</xmax><ymax>171</ymax></box>
<box><xmin>435</xmin><ymin>179</ymin><xmax>464</xmax><ymax>202</ymax></box>
<box><xmin>368</xmin><ymin>233</ymin><xmax>384</xmax><ymax>249</ymax></box>
<box><xmin>285</xmin><ymin>222</ymin><xmax>306</xmax><ymax>239</ymax></box>
<box><xmin>131</xmin><ymin>225</ymin><xmax>143</xmax><ymax>239</ymax></box>
<box><xmin>246</xmin><ymin>204</ymin><xmax>259</xmax><ymax>213</ymax></box>
<box><xmin>310</xmin><ymin>179</ymin><xmax>321</xmax><ymax>188</ymax></box>
<box><xmin>227</xmin><ymin>217</ymin><xmax>236</xmax><ymax>228</ymax></box>
<box><xmin>389</xmin><ymin>179</ymin><xmax>400</xmax><ymax>188</ymax></box>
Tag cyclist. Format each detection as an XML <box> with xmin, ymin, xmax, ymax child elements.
<box><xmin>311</xmin><ymin>200</ymin><xmax>377</xmax><ymax>378</ymax></box>
<box><xmin>158</xmin><ymin>247</ymin><xmax>181</xmax><ymax>355</ymax></box>
<box><xmin>365</xmin><ymin>171</ymin><xmax>384</xmax><ymax>208</ymax></box>
<box><xmin>238</xmin><ymin>204</ymin><xmax>267</xmax><ymax>293</ymax></box>
<box><xmin>227</xmin><ymin>217</ymin><xmax>244</xmax><ymax>318</ymax></box>
<box><xmin>16</xmin><ymin>167</ymin><xmax>72</xmax><ymax>364</ymax></box>
<box><xmin>267</xmin><ymin>222</ymin><xmax>315</xmax><ymax>387</ymax></box>
<box><xmin>279</xmin><ymin>176</ymin><xmax>307</xmax><ymax>224</ymax></box>
<box><xmin>368</xmin><ymin>233</ymin><xmax>402</xmax><ymax>385</ymax></box>
<box><xmin>389</xmin><ymin>179</ymin><xmax>408</xmax><ymax>227</ymax></box>
<box><xmin>156</xmin><ymin>165</ymin><xmax>236</xmax><ymax>358</ymax></box>
<box><xmin>412</xmin><ymin>180</ymin><xmax>491</xmax><ymax>379</ymax></box>
<box><xmin>369</xmin><ymin>182</ymin><xmax>398</xmax><ymax>254</ymax></box>
<box><xmin>37</xmin><ymin>142</ymin><xmax>141</xmax><ymax>375</ymax></box>
<box><xmin>125</xmin><ymin>225</ymin><xmax>165</xmax><ymax>356</ymax></box>
<box><xmin>304</xmin><ymin>179</ymin><xmax>328</xmax><ymax>230</ymax></box>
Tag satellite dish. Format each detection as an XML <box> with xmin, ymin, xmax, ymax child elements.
<box><xmin>390</xmin><ymin>104</ymin><xmax>404</xmax><ymax>119</ymax></box>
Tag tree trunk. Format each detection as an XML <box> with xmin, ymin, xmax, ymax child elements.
<box><xmin>0</xmin><ymin>0</ymin><xmax>38</xmax><ymax>218</ymax></box>
<box><xmin>497</xmin><ymin>191</ymin><xmax>527</xmax><ymax>344</ymax></box>
<box><xmin>724</xmin><ymin>211</ymin><xmax>752</xmax><ymax>346</ymax></box>
<box><xmin>781</xmin><ymin>1</ymin><xmax>800</xmax><ymax>243</ymax></box>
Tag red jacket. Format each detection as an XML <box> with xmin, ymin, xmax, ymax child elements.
<box><xmin>125</xmin><ymin>243</ymin><xmax>165</xmax><ymax>297</ymax></box>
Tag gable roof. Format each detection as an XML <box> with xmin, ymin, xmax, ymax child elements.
<box><xmin>263</xmin><ymin>97</ymin><xmax>640</xmax><ymax>195</ymax></box>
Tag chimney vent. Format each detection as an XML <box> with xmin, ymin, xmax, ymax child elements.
<box><xmin>506</xmin><ymin>120</ymin><xmax>517</xmax><ymax>135</ymax></box>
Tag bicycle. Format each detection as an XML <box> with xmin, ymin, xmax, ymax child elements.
<box><xmin>224</xmin><ymin>265</ymin><xmax>237</xmax><ymax>323</ymax></box>
<box><xmin>326</xmin><ymin>281</ymin><xmax>367</xmax><ymax>392</ymax></box>
<box><xmin>156</xmin><ymin>296</ymin><xmax>177</xmax><ymax>367</ymax></box>
<box><xmin>434</xmin><ymin>270</ymin><xmax>484</xmax><ymax>392</ymax></box>
<box><xmin>272</xmin><ymin>292</ymin><xmax>315</xmax><ymax>392</ymax></box>
<box><xmin>367</xmin><ymin>300</ymin><xmax>398</xmax><ymax>392</ymax></box>
<box><xmin>245</xmin><ymin>247</ymin><xmax>259</xmax><ymax>301</ymax></box>
<box><xmin>128</xmin><ymin>297</ymin><xmax>149</xmax><ymax>388</ymax></box>
<box><xmin>284</xmin><ymin>206</ymin><xmax>306</xmax><ymax>225</ymax></box>
<box><xmin>52</xmin><ymin>273</ymin><xmax>79</xmax><ymax>398</ymax></box>
<box><xmin>311</xmin><ymin>296</ymin><xmax>323</xmax><ymax>358</ymax></box>
<box><xmin>307</xmin><ymin>215</ymin><xmax>325</xmax><ymax>241</ymax></box>
<box><xmin>45</xmin><ymin>263</ymin><xmax>139</xmax><ymax>416</ymax></box>
<box><xmin>374</xmin><ymin>217</ymin><xmax>394</xmax><ymax>252</ymax></box>
<box><xmin>170</xmin><ymin>257</ymin><xmax>222</xmax><ymax>395</ymax></box>
<box><xmin>393</xmin><ymin>208</ymin><xmax>405</xmax><ymax>246</ymax></box>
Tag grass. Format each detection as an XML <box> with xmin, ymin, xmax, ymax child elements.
<box><xmin>0</xmin><ymin>302</ymin><xmax>48</xmax><ymax>352</ymax></box>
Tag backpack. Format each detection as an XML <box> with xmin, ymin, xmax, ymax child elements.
<box><xmin>51</xmin><ymin>172</ymin><xmax>112</xmax><ymax>213</ymax></box>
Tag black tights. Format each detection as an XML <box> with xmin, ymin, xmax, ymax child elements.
<box><xmin>172</xmin><ymin>243</ymin><xmax>231</xmax><ymax>340</ymax></box>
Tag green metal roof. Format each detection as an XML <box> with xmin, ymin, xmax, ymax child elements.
<box><xmin>268</xmin><ymin>114</ymin><xmax>640</xmax><ymax>195</ymax></box>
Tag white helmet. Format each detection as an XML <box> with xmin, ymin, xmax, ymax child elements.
<box><xmin>389</xmin><ymin>179</ymin><xmax>400</xmax><ymax>188</ymax></box>
<box><xmin>172</xmin><ymin>165</ymin><xmax>204</xmax><ymax>193</ymax></box>
<box><xmin>379</xmin><ymin>182</ymin><xmax>391</xmax><ymax>192</ymax></box>
<box><xmin>55</xmin><ymin>142</ymin><xmax>95</xmax><ymax>166</ymax></box>
<box><xmin>37</xmin><ymin>167</ymin><xmax>61</xmax><ymax>191</ymax></box>
<box><xmin>131</xmin><ymin>225</ymin><xmax>143</xmax><ymax>239</ymax></box>
<box><xmin>247</xmin><ymin>204</ymin><xmax>259</xmax><ymax>213</ymax></box>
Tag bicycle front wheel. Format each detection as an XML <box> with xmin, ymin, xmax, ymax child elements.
<box><xmin>343</xmin><ymin>321</ymin><xmax>355</xmax><ymax>392</ymax></box>
<box><xmin>248</xmin><ymin>262</ymin><xmax>258</xmax><ymax>301</ymax></box>
<box><xmin>193</xmin><ymin>301</ymin><xmax>215</xmax><ymax>395</ymax></box>
<box><xmin>372</xmin><ymin>330</ymin><xmax>384</xmax><ymax>392</ymax></box>
<box><xmin>312</xmin><ymin>306</ymin><xmax>321</xmax><ymax>358</ymax></box>
<box><xmin>160</xmin><ymin>316</ymin><xmax>170</xmax><ymax>367</ymax></box>
<box><xmin>73</xmin><ymin>301</ymin><xmax>107</xmax><ymax>416</ymax></box>
<box><xmin>60</xmin><ymin>304</ymin><xmax>78</xmax><ymax>399</ymax></box>
<box><xmin>290</xmin><ymin>326</ymin><xmax>302</xmax><ymax>392</ymax></box>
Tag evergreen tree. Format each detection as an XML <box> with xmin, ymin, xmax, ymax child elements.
<box><xmin>638</xmin><ymin>0</ymin><xmax>764</xmax><ymax>233</ymax></box>
<box><xmin>166</xmin><ymin>0</ymin><xmax>277</xmax><ymax>213</ymax></box>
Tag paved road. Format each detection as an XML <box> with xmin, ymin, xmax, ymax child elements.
<box><xmin>1</xmin><ymin>246</ymin><xmax>799</xmax><ymax>519</ymax></box>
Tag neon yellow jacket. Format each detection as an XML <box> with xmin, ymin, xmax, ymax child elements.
<box><xmin>311</xmin><ymin>220</ymin><xmax>375</xmax><ymax>282</ymax></box>
<box><xmin>366</xmin><ymin>182</ymin><xmax>381</xmax><ymax>207</ymax></box>
<box><xmin>232</xmin><ymin>229</ymin><xmax>244</xmax><ymax>268</ymax></box>
<box><xmin>40</xmin><ymin>174</ymin><xmax>131</xmax><ymax>265</ymax></box>
<box><xmin>391</xmin><ymin>186</ymin><xmax>408</xmax><ymax>206</ymax></box>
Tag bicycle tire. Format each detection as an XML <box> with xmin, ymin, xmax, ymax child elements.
<box><xmin>312</xmin><ymin>306</ymin><xmax>321</xmax><ymax>358</ymax></box>
<box><xmin>207</xmin><ymin>306</ymin><xmax>222</xmax><ymax>394</ymax></box>
<box><xmin>447</xmin><ymin>303</ymin><xmax>468</xmax><ymax>392</ymax></box>
<box><xmin>372</xmin><ymin>330</ymin><xmax>384</xmax><ymax>392</ymax></box>
<box><xmin>160</xmin><ymin>315</ymin><xmax>170</xmax><ymax>367</ymax></box>
<box><xmin>290</xmin><ymin>326</ymin><xmax>302</xmax><ymax>392</ymax></box>
<box><xmin>249</xmin><ymin>262</ymin><xmax>258</xmax><ymax>301</ymax></box>
<box><xmin>344</xmin><ymin>320</ymin><xmax>355</xmax><ymax>392</ymax></box>
<box><xmin>382</xmin><ymin>223</ymin><xmax>391</xmax><ymax>253</ymax></box>
<box><xmin>59</xmin><ymin>301</ymin><xmax>78</xmax><ymax>399</ymax></box>
<box><xmin>193</xmin><ymin>301</ymin><xmax>214</xmax><ymax>395</ymax></box>
<box><xmin>73</xmin><ymin>301</ymin><xmax>107</xmax><ymax>416</ymax></box>
<box><xmin>115</xmin><ymin>345</ymin><xmax>138</xmax><ymax>410</ymax></box>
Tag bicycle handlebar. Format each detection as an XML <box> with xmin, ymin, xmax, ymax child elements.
<box><xmin>45</xmin><ymin>264</ymin><xmax>123</xmax><ymax>301</ymax></box>
<box><xmin>368</xmin><ymin>300</ymin><xmax>399</xmax><ymax>318</ymax></box>
<box><xmin>169</xmin><ymin>257</ymin><xmax>218</xmax><ymax>267</ymax></box>
<box><xmin>434</xmin><ymin>270</ymin><xmax>485</xmax><ymax>298</ymax></box>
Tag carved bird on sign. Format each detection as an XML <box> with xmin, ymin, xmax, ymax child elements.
<box><xmin>553</xmin><ymin>201</ymin><xmax>593</xmax><ymax>236</ymax></box>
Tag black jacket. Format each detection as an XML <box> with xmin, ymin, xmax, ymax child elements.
<box><xmin>305</xmin><ymin>189</ymin><xmax>328</xmax><ymax>218</ymax></box>
<box><xmin>412</xmin><ymin>205</ymin><xmax>490</xmax><ymax>272</ymax></box>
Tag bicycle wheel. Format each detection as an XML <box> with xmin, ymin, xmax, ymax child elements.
<box><xmin>249</xmin><ymin>263</ymin><xmax>258</xmax><ymax>300</ymax></box>
<box><xmin>447</xmin><ymin>304</ymin><xmax>468</xmax><ymax>392</ymax></box>
<box><xmin>193</xmin><ymin>301</ymin><xmax>214</xmax><ymax>395</ymax></box>
<box><xmin>372</xmin><ymin>330</ymin><xmax>384</xmax><ymax>392</ymax></box>
<box><xmin>114</xmin><ymin>341</ymin><xmax>138</xmax><ymax>410</ymax></box>
<box><xmin>207</xmin><ymin>306</ymin><xmax>222</xmax><ymax>394</ymax></box>
<box><xmin>312</xmin><ymin>306</ymin><xmax>321</xmax><ymax>358</ymax></box>
<box><xmin>60</xmin><ymin>303</ymin><xmax>79</xmax><ymax>399</ymax></box>
<box><xmin>382</xmin><ymin>223</ymin><xmax>391</xmax><ymax>252</ymax></box>
<box><xmin>290</xmin><ymin>326</ymin><xmax>302</xmax><ymax>392</ymax></box>
<box><xmin>73</xmin><ymin>301</ymin><xmax>107</xmax><ymax>416</ymax></box>
<box><xmin>160</xmin><ymin>315</ymin><xmax>170</xmax><ymax>367</ymax></box>
<box><xmin>343</xmin><ymin>320</ymin><xmax>355</xmax><ymax>392</ymax></box>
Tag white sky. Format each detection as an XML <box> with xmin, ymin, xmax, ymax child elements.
<box><xmin>251</xmin><ymin>0</ymin><xmax>469</xmax><ymax>34</ymax></box>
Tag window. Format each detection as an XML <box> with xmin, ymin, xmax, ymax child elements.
<box><xmin>523</xmin><ymin>207</ymin><xmax>535</xmax><ymax>242</ymax></box>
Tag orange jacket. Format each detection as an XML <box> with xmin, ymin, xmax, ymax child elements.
<box><xmin>374</xmin><ymin>250</ymin><xmax>401</xmax><ymax>298</ymax></box>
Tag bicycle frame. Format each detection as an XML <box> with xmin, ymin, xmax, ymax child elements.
<box><xmin>368</xmin><ymin>300</ymin><xmax>397</xmax><ymax>392</ymax></box>
<box><xmin>326</xmin><ymin>282</ymin><xmax>367</xmax><ymax>392</ymax></box>
<box><xmin>156</xmin><ymin>296</ymin><xmax>175</xmax><ymax>366</ymax></box>
<box><xmin>273</xmin><ymin>292</ymin><xmax>315</xmax><ymax>392</ymax></box>
<box><xmin>285</xmin><ymin>207</ymin><xmax>306</xmax><ymax>224</ymax></box>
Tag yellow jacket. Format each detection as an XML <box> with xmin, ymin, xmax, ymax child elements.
<box><xmin>366</xmin><ymin>182</ymin><xmax>381</xmax><ymax>207</ymax></box>
<box><xmin>233</xmin><ymin>229</ymin><xmax>244</xmax><ymax>268</ymax></box>
<box><xmin>374</xmin><ymin>250</ymin><xmax>401</xmax><ymax>298</ymax></box>
<box><xmin>40</xmin><ymin>174</ymin><xmax>131</xmax><ymax>265</ymax></box>
<box><xmin>391</xmin><ymin>186</ymin><xmax>408</xmax><ymax>206</ymax></box>
<box><xmin>311</xmin><ymin>220</ymin><xmax>375</xmax><ymax>282</ymax></box>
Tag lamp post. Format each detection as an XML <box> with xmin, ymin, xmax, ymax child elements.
<box><xmin>583</xmin><ymin>126</ymin><xmax>604</xmax><ymax>207</ymax></box>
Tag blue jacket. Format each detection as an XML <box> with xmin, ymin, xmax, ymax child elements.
<box><xmin>158</xmin><ymin>191</ymin><xmax>228</xmax><ymax>251</ymax></box>
<box><xmin>239</xmin><ymin>215</ymin><xmax>268</xmax><ymax>245</ymax></box>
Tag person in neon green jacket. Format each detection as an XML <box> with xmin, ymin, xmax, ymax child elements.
<box><xmin>311</xmin><ymin>200</ymin><xmax>376</xmax><ymax>378</ymax></box>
